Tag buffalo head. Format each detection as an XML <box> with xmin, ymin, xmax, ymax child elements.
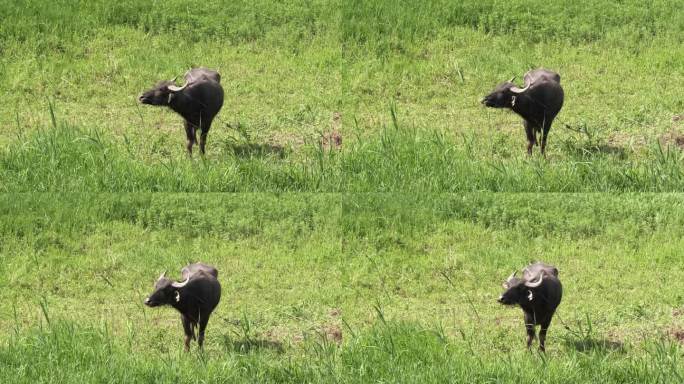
<box><xmin>481</xmin><ymin>77</ymin><xmax>529</xmax><ymax>108</ymax></box>
<box><xmin>497</xmin><ymin>271</ymin><xmax>544</xmax><ymax>305</ymax></box>
<box><xmin>143</xmin><ymin>271</ymin><xmax>190</xmax><ymax>307</ymax></box>
<box><xmin>138</xmin><ymin>79</ymin><xmax>187</xmax><ymax>106</ymax></box>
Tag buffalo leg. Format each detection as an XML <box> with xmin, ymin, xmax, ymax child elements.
<box><xmin>538</xmin><ymin>319</ymin><xmax>551</xmax><ymax>352</ymax></box>
<box><xmin>184</xmin><ymin>121</ymin><xmax>197</xmax><ymax>156</ymax></box>
<box><xmin>540</xmin><ymin>131</ymin><xmax>549</xmax><ymax>156</ymax></box>
<box><xmin>199</xmin><ymin>119</ymin><xmax>213</xmax><ymax>155</ymax></box>
<box><xmin>524</xmin><ymin>312</ymin><xmax>536</xmax><ymax>349</ymax></box>
<box><xmin>181</xmin><ymin>314</ymin><xmax>194</xmax><ymax>352</ymax></box>
<box><xmin>197</xmin><ymin>313</ymin><xmax>210</xmax><ymax>350</ymax></box>
<box><xmin>524</xmin><ymin>121</ymin><xmax>536</xmax><ymax>155</ymax></box>
<box><xmin>540</xmin><ymin>119</ymin><xmax>553</xmax><ymax>157</ymax></box>
<box><xmin>199</xmin><ymin>130</ymin><xmax>208</xmax><ymax>155</ymax></box>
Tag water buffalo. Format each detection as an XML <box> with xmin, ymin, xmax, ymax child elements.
<box><xmin>138</xmin><ymin>67</ymin><xmax>224</xmax><ymax>156</ymax></box>
<box><xmin>482</xmin><ymin>69</ymin><xmax>564</xmax><ymax>155</ymax></box>
<box><xmin>498</xmin><ymin>262</ymin><xmax>562</xmax><ymax>352</ymax></box>
<box><xmin>144</xmin><ymin>262</ymin><xmax>221</xmax><ymax>351</ymax></box>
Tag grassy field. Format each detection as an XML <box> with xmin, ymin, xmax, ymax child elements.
<box><xmin>1</xmin><ymin>194</ymin><xmax>684</xmax><ymax>382</ymax></box>
<box><xmin>1</xmin><ymin>0</ymin><xmax>684</xmax><ymax>191</ymax></box>
<box><xmin>2</xmin><ymin>1</ymin><xmax>684</xmax><ymax>382</ymax></box>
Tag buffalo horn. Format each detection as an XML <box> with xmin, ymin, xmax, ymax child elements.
<box><xmin>524</xmin><ymin>274</ymin><xmax>544</xmax><ymax>288</ymax></box>
<box><xmin>171</xmin><ymin>277</ymin><xmax>190</xmax><ymax>288</ymax></box>
<box><xmin>503</xmin><ymin>271</ymin><xmax>517</xmax><ymax>288</ymax></box>
<box><xmin>510</xmin><ymin>84</ymin><xmax>530</xmax><ymax>94</ymax></box>
<box><xmin>168</xmin><ymin>83</ymin><xmax>187</xmax><ymax>92</ymax></box>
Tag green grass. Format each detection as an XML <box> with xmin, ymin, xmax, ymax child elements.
<box><xmin>4</xmin><ymin>119</ymin><xmax>684</xmax><ymax>192</ymax></box>
<box><xmin>1</xmin><ymin>194</ymin><xmax>684</xmax><ymax>382</ymax></box>
<box><xmin>2</xmin><ymin>1</ymin><xmax>684</xmax><ymax>382</ymax></box>
<box><xmin>2</xmin><ymin>0</ymin><xmax>684</xmax><ymax>191</ymax></box>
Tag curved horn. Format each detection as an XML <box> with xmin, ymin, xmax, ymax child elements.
<box><xmin>171</xmin><ymin>277</ymin><xmax>190</xmax><ymax>288</ymax></box>
<box><xmin>508</xmin><ymin>76</ymin><xmax>516</xmax><ymax>83</ymax></box>
<box><xmin>503</xmin><ymin>271</ymin><xmax>517</xmax><ymax>288</ymax></box>
<box><xmin>167</xmin><ymin>83</ymin><xmax>187</xmax><ymax>92</ymax></box>
<box><xmin>510</xmin><ymin>84</ymin><xmax>530</xmax><ymax>94</ymax></box>
<box><xmin>158</xmin><ymin>271</ymin><xmax>167</xmax><ymax>281</ymax></box>
<box><xmin>524</xmin><ymin>273</ymin><xmax>544</xmax><ymax>288</ymax></box>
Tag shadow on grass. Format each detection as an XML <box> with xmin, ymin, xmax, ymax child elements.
<box><xmin>222</xmin><ymin>336</ymin><xmax>285</xmax><ymax>353</ymax></box>
<box><xmin>223</xmin><ymin>143</ymin><xmax>287</xmax><ymax>159</ymax></box>
<box><xmin>585</xmin><ymin>144</ymin><xmax>628</xmax><ymax>158</ymax></box>
<box><xmin>563</xmin><ymin>337</ymin><xmax>625</xmax><ymax>353</ymax></box>
<box><xmin>563</xmin><ymin>142</ymin><xmax>629</xmax><ymax>160</ymax></box>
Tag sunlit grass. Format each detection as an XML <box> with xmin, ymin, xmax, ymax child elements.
<box><xmin>1</xmin><ymin>194</ymin><xmax>684</xmax><ymax>382</ymax></box>
<box><xmin>2</xmin><ymin>1</ymin><xmax>684</xmax><ymax>192</ymax></box>
<box><xmin>2</xmin><ymin>1</ymin><xmax>684</xmax><ymax>382</ymax></box>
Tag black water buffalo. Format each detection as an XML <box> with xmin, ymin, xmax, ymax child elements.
<box><xmin>144</xmin><ymin>262</ymin><xmax>221</xmax><ymax>351</ymax></box>
<box><xmin>482</xmin><ymin>69</ymin><xmax>564</xmax><ymax>155</ymax></box>
<box><xmin>139</xmin><ymin>67</ymin><xmax>224</xmax><ymax>156</ymax></box>
<box><xmin>497</xmin><ymin>262</ymin><xmax>562</xmax><ymax>352</ymax></box>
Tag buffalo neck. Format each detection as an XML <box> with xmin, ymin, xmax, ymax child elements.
<box><xmin>168</xmin><ymin>93</ymin><xmax>198</xmax><ymax>121</ymax></box>
<box><xmin>168</xmin><ymin>291</ymin><xmax>199</xmax><ymax>320</ymax></box>
<box><xmin>511</xmin><ymin>94</ymin><xmax>547</xmax><ymax>127</ymax></box>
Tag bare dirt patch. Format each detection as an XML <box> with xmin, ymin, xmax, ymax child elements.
<box><xmin>321</xmin><ymin>324</ymin><xmax>343</xmax><ymax>344</ymax></box>
<box><xmin>319</xmin><ymin>112</ymin><xmax>343</xmax><ymax>151</ymax></box>
<box><xmin>606</xmin><ymin>131</ymin><xmax>647</xmax><ymax>149</ymax></box>
<box><xmin>669</xmin><ymin>327</ymin><xmax>684</xmax><ymax>344</ymax></box>
<box><xmin>658</xmin><ymin>130</ymin><xmax>684</xmax><ymax>150</ymax></box>
<box><xmin>321</xmin><ymin>130</ymin><xmax>342</xmax><ymax>151</ymax></box>
<box><xmin>267</xmin><ymin>131</ymin><xmax>305</xmax><ymax>148</ymax></box>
